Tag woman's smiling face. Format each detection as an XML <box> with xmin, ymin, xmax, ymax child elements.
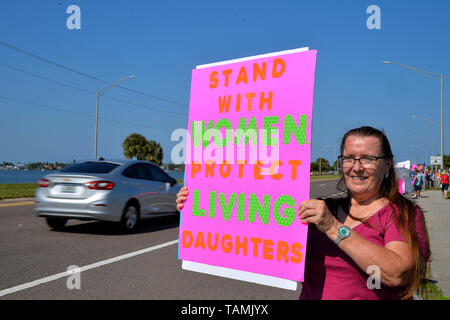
<box><xmin>342</xmin><ymin>135</ymin><xmax>392</xmax><ymax>201</ymax></box>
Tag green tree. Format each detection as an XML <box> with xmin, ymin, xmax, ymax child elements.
<box><xmin>122</xmin><ymin>133</ymin><xmax>164</xmax><ymax>166</ymax></box>
<box><xmin>123</xmin><ymin>133</ymin><xmax>150</xmax><ymax>160</ymax></box>
<box><xmin>310</xmin><ymin>161</ymin><xmax>319</xmax><ymax>172</ymax></box>
<box><xmin>145</xmin><ymin>140</ymin><xmax>164</xmax><ymax>166</ymax></box>
<box><xmin>445</xmin><ymin>154</ymin><xmax>450</xmax><ymax>170</ymax></box>
<box><xmin>313</xmin><ymin>157</ymin><xmax>331</xmax><ymax>174</ymax></box>
<box><xmin>332</xmin><ymin>160</ymin><xmax>340</xmax><ymax>173</ymax></box>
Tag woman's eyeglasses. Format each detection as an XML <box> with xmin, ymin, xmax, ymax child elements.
<box><xmin>338</xmin><ymin>155</ymin><xmax>386</xmax><ymax>168</ymax></box>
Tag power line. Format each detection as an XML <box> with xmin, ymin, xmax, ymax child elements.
<box><xmin>103</xmin><ymin>95</ymin><xmax>187</xmax><ymax>116</ymax></box>
<box><xmin>0</xmin><ymin>40</ymin><xmax>188</xmax><ymax>108</ymax></box>
<box><xmin>0</xmin><ymin>95</ymin><xmax>173</xmax><ymax>132</ymax></box>
<box><xmin>0</xmin><ymin>62</ymin><xmax>188</xmax><ymax>117</ymax></box>
<box><xmin>0</xmin><ymin>62</ymin><xmax>92</xmax><ymax>94</ymax></box>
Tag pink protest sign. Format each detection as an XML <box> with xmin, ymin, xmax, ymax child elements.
<box><xmin>178</xmin><ymin>48</ymin><xmax>317</xmax><ymax>289</ymax></box>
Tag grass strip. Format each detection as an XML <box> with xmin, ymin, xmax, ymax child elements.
<box><xmin>420</xmin><ymin>280</ymin><xmax>450</xmax><ymax>300</ymax></box>
<box><xmin>0</xmin><ymin>183</ymin><xmax>37</xmax><ymax>200</ymax></box>
<box><xmin>310</xmin><ymin>175</ymin><xmax>340</xmax><ymax>181</ymax></box>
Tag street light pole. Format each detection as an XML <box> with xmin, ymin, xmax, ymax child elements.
<box><xmin>383</xmin><ymin>61</ymin><xmax>444</xmax><ymax>171</ymax></box>
<box><xmin>441</xmin><ymin>74</ymin><xmax>444</xmax><ymax>170</ymax></box>
<box><xmin>94</xmin><ymin>91</ymin><xmax>100</xmax><ymax>160</ymax></box>
<box><xmin>334</xmin><ymin>143</ymin><xmax>337</xmax><ymax>174</ymax></box>
<box><xmin>94</xmin><ymin>75</ymin><xmax>135</xmax><ymax>159</ymax></box>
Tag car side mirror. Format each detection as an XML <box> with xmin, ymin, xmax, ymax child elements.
<box><xmin>169</xmin><ymin>177</ymin><xmax>177</xmax><ymax>186</ymax></box>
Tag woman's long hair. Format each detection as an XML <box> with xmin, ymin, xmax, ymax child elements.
<box><xmin>336</xmin><ymin>126</ymin><xmax>430</xmax><ymax>299</ymax></box>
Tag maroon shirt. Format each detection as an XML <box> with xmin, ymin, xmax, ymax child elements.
<box><xmin>300</xmin><ymin>199</ymin><xmax>430</xmax><ymax>300</ymax></box>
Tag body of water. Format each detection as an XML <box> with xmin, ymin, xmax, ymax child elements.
<box><xmin>0</xmin><ymin>170</ymin><xmax>55</xmax><ymax>184</ymax></box>
<box><xmin>0</xmin><ymin>170</ymin><xmax>185</xmax><ymax>184</ymax></box>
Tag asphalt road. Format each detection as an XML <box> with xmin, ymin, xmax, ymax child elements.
<box><xmin>0</xmin><ymin>179</ymin><xmax>341</xmax><ymax>300</ymax></box>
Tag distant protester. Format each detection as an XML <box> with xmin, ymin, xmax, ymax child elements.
<box><xmin>412</xmin><ymin>169</ymin><xmax>423</xmax><ymax>199</ymax></box>
<box><xmin>425</xmin><ymin>170</ymin><xmax>431</xmax><ymax>189</ymax></box>
<box><xmin>440</xmin><ymin>170</ymin><xmax>449</xmax><ymax>199</ymax></box>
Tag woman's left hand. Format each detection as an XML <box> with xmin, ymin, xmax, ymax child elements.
<box><xmin>297</xmin><ymin>199</ymin><xmax>338</xmax><ymax>233</ymax></box>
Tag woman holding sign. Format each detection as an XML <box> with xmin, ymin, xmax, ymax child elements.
<box><xmin>177</xmin><ymin>126</ymin><xmax>430</xmax><ymax>300</ymax></box>
<box><xmin>297</xmin><ymin>126</ymin><xmax>430</xmax><ymax>300</ymax></box>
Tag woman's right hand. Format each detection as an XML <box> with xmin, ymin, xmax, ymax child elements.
<box><xmin>176</xmin><ymin>186</ymin><xmax>188</xmax><ymax>212</ymax></box>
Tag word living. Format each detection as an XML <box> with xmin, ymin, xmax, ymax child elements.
<box><xmin>225</xmin><ymin>304</ymin><xmax>269</xmax><ymax>317</ymax></box>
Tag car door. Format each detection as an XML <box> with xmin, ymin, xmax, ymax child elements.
<box><xmin>122</xmin><ymin>164</ymin><xmax>159</xmax><ymax>216</ymax></box>
<box><xmin>142</xmin><ymin>163</ymin><xmax>179</xmax><ymax>214</ymax></box>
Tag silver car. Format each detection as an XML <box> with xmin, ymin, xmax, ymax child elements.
<box><xmin>35</xmin><ymin>159</ymin><xmax>181</xmax><ymax>232</ymax></box>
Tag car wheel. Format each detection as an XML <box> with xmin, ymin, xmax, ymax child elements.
<box><xmin>46</xmin><ymin>217</ymin><xmax>68</xmax><ymax>230</ymax></box>
<box><xmin>121</xmin><ymin>203</ymin><xmax>139</xmax><ymax>232</ymax></box>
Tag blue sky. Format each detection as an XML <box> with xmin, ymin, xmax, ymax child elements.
<box><xmin>1</xmin><ymin>0</ymin><xmax>449</xmax><ymax>165</ymax></box>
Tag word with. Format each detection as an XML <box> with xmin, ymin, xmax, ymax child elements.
<box><xmin>66</xmin><ymin>265</ymin><xmax>81</xmax><ymax>290</ymax></box>
<box><xmin>218</xmin><ymin>91</ymin><xmax>273</xmax><ymax>113</ymax></box>
<box><xmin>225</xmin><ymin>304</ymin><xmax>269</xmax><ymax>316</ymax></box>
<box><xmin>191</xmin><ymin>189</ymin><xmax>298</xmax><ymax>227</ymax></box>
<box><xmin>366</xmin><ymin>5</ymin><xmax>381</xmax><ymax>30</ymax></box>
<box><xmin>366</xmin><ymin>265</ymin><xmax>381</xmax><ymax>289</ymax></box>
<box><xmin>209</xmin><ymin>59</ymin><xmax>285</xmax><ymax>89</ymax></box>
<box><xmin>66</xmin><ymin>5</ymin><xmax>81</xmax><ymax>30</ymax></box>
<box><xmin>190</xmin><ymin>160</ymin><xmax>302</xmax><ymax>181</ymax></box>
<box><xmin>181</xmin><ymin>304</ymin><xmax>215</xmax><ymax>318</ymax></box>
<box><xmin>182</xmin><ymin>230</ymin><xmax>303</xmax><ymax>263</ymax></box>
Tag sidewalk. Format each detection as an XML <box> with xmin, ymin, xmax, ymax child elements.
<box><xmin>414</xmin><ymin>189</ymin><xmax>450</xmax><ymax>296</ymax></box>
<box><xmin>0</xmin><ymin>197</ymin><xmax>34</xmax><ymax>203</ymax></box>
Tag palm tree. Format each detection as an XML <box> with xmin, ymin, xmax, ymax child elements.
<box><xmin>123</xmin><ymin>134</ymin><xmax>164</xmax><ymax>165</ymax></box>
<box><xmin>123</xmin><ymin>133</ymin><xmax>150</xmax><ymax>160</ymax></box>
<box><xmin>145</xmin><ymin>140</ymin><xmax>164</xmax><ymax>166</ymax></box>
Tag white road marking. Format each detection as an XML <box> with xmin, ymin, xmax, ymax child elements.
<box><xmin>326</xmin><ymin>191</ymin><xmax>347</xmax><ymax>198</ymax></box>
<box><xmin>0</xmin><ymin>239</ymin><xmax>179</xmax><ymax>297</ymax></box>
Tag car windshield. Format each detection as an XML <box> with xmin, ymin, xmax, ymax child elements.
<box><xmin>59</xmin><ymin>162</ymin><xmax>120</xmax><ymax>174</ymax></box>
